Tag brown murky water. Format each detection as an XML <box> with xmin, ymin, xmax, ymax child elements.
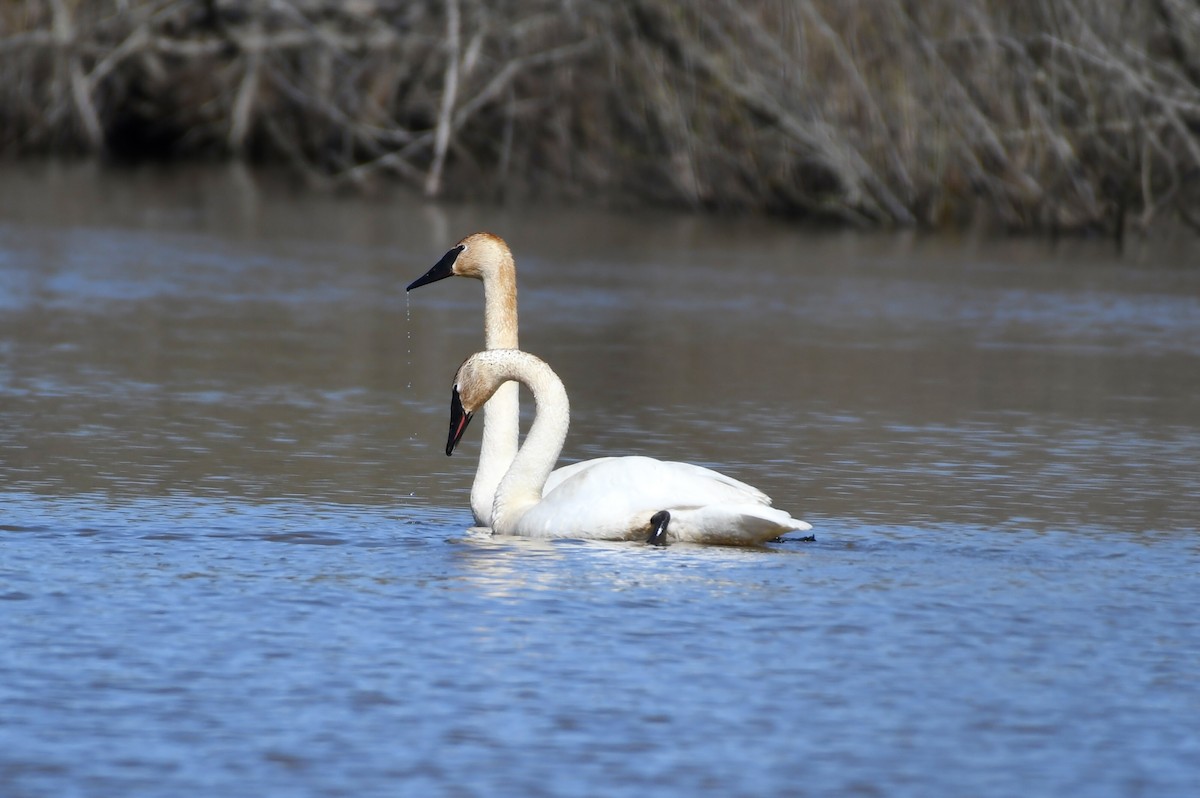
<box><xmin>2</xmin><ymin>162</ymin><xmax>1198</xmax><ymax>796</ymax></box>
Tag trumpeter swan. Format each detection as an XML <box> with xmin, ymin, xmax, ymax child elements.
<box><xmin>407</xmin><ymin>232</ymin><xmax>599</xmax><ymax>526</ymax></box>
<box><xmin>447</xmin><ymin>349</ymin><xmax>812</xmax><ymax>546</ymax></box>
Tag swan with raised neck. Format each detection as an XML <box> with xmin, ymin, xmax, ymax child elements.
<box><xmin>408</xmin><ymin>232</ymin><xmax>519</xmax><ymax>526</ymax></box>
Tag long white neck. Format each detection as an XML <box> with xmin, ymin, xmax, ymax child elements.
<box><xmin>470</xmin><ymin>259</ymin><xmax>520</xmax><ymax>526</ymax></box>
<box><xmin>482</xmin><ymin>256</ymin><xmax>518</xmax><ymax>351</ymax></box>
<box><xmin>489</xmin><ymin>353</ymin><xmax>569</xmax><ymax>536</ymax></box>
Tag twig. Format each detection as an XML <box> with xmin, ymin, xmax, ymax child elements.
<box><xmin>229</xmin><ymin>9</ymin><xmax>264</xmax><ymax>153</ymax></box>
<box><xmin>425</xmin><ymin>0</ymin><xmax>461</xmax><ymax>197</ymax></box>
<box><xmin>50</xmin><ymin>0</ymin><xmax>104</xmax><ymax>151</ymax></box>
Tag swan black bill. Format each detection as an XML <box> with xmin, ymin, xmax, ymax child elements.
<box><xmin>446</xmin><ymin>386</ymin><xmax>474</xmax><ymax>456</ymax></box>
<box><xmin>407</xmin><ymin>245</ymin><xmax>464</xmax><ymax>291</ymax></box>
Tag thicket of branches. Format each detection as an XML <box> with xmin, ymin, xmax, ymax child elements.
<box><xmin>3</xmin><ymin>0</ymin><xmax>1200</xmax><ymax>233</ymax></box>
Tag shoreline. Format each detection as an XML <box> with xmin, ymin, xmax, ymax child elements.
<box><xmin>2</xmin><ymin>1</ymin><xmax>1198</xmax><ymax>236</ymax></box>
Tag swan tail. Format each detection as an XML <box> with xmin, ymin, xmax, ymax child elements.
<box><xmin>662</xmin><ymin>504</ymin><xmax>812</xmax><ymax>545</ymax></box>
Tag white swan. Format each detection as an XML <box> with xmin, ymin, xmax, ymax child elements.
<box><xmin>407</xmin><ymin>232</ymin><xmax>598</xmax><ymax>526</ymax></box>
<box><xmin>446</xmin><ymin>349</ymin><xmax>812</xmax><ymax>546</ymax></box>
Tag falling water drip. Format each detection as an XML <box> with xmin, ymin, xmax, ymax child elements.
<box><xmin>405</xmin><ymin>293</ymin><xmax>417</xmax><ymax>444</ymax></box>
<box><xmin>405</xmin><ymin>292</ymin><xmax>412</xmax><ymax>392</ymax></box>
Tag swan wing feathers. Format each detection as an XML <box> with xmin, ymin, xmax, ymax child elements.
<box><xmin>543</xmin><ymin>456</ymin><xmax>770</xmax><ymax>505</ymax></box>
<box><xmin>512</xmin><ymin>456</ymin><xmax>799</xmax><ymax>541</ymax></box>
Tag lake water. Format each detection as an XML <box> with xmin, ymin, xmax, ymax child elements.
<box><xmin>2</xmin><ymin>162</ymin><xmax>1199</xmax><ymax>797</ymax></box>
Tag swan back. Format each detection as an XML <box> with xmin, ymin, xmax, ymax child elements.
<box><xmin>516</xmin><ymin>455</ymin><xmax>805</xmax><ymax>543</ymax></box>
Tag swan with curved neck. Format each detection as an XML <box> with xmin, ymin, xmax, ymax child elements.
<box><xmin>447</xmin><ymin>349</ymin><xmax>812</xmax><ymax>545</ymax></box>
<box><xmin>408</xmin><ymin>232</ymin><xmax>598</xmax><ymax>526</ymax></box>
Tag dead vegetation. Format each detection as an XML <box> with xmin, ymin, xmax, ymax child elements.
<box><xmin>2</xmin><ymin>0</ymin><xmax>1199</xmax><ymax>233</ymax></box>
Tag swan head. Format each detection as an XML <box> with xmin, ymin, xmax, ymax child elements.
<box><xmin>445</xmin><ymin>351</ymin><xmax>500</xmax><ymax>456</ymax></box>
<box><xmin>445</xmin><ymin>350</ymin><xmax>551</xmax><ymax>456</ymax></box>
<box><xmin>408</xmin><ymin>232</ymin><xmax>513</xmax><ymax>290</ymax></box>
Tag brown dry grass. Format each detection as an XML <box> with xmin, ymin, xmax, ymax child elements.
<box><xmin>3</xmin><ymin>0</ymin><xmax>1199</xmax><ymax>234</ymax></box>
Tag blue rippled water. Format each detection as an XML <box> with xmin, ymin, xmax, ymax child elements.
<box><xmin>4</xmin><ymin>492</ymin><xmax>1198</xmax><ymax>797</ymax></box>
<box><xmin>2</xmin><ymin>165</ymin><xmax>1199</xmax><ymax>796</ymax></box>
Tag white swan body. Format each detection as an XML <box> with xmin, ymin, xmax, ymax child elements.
<box><xmin>447</xmin><ymin>349</ymin><xmax>812</xmax><ymax>546</ymax></box>
<box><xmin>512</xmin><ymin>457</ymin><xmax>809</xmax><ymax>544</ymax></box>
<box><xmin>408</xmin><ymin>232</ymin><xmax>605</xmax><ymax>526</ymax></box>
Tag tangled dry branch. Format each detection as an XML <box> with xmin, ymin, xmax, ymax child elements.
<box><xmin>2</xmin><ymin>0</ymin><xmax>1199</xmax><ymax>233</ymax></box>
